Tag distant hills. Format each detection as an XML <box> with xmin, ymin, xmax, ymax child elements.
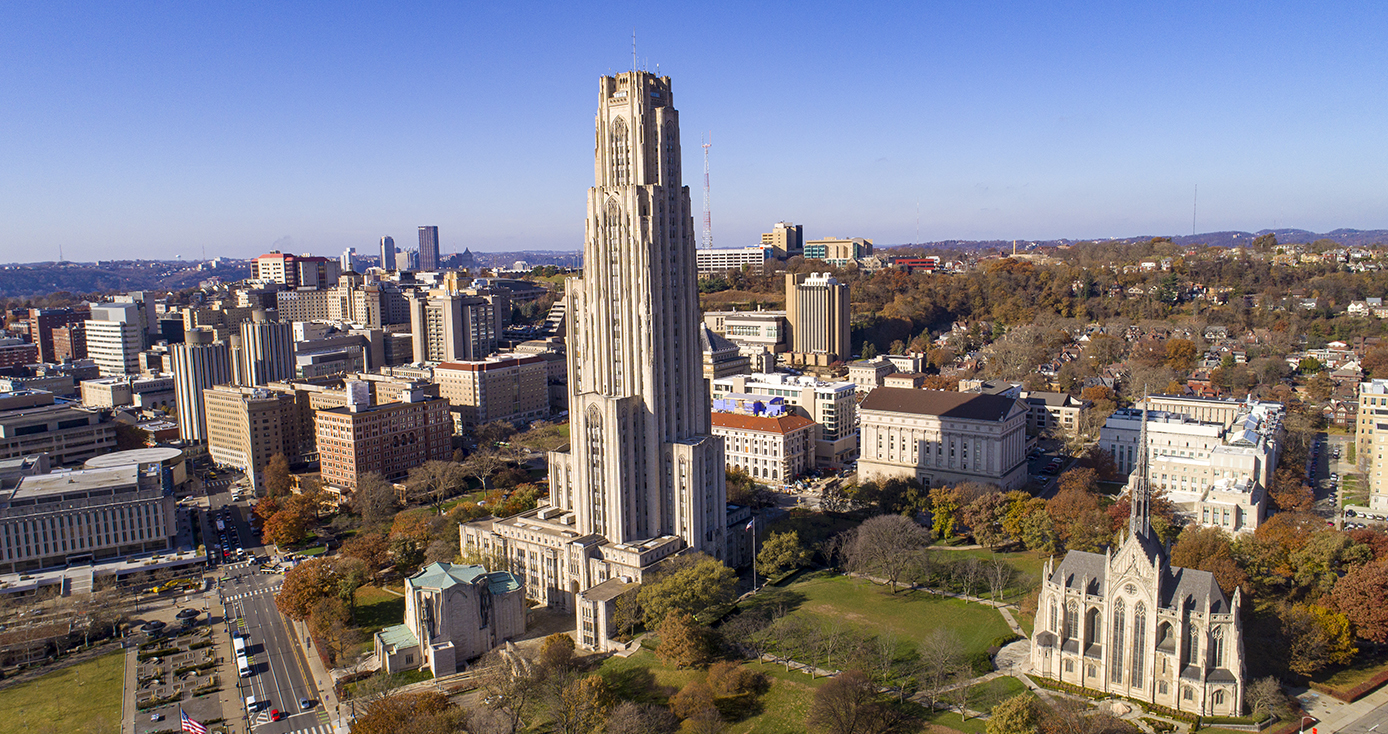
<box><xmin>894</xmin><ymin>228</ymin><xmax>1388</xmax><ymax>252</ymax></box>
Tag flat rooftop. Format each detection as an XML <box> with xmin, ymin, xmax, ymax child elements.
<box><xmin>2</xmin><ymin>465</ymin><xmax>144</xmax><ymax>501</ymax></box>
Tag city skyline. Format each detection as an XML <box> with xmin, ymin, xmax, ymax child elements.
<box><xmin>3</xmin><ymin>3</ymin><xmax>1387</xmax><ymax>262</ymax></box>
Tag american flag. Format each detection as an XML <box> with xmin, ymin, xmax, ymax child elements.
<box><xmin>181</xmin><ymin>709</ymin><xmax>208</xmax><ymax>734</ymax></box>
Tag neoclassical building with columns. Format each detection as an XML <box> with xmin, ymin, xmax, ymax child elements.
<box><xmin>1029</xmin><ymin>416</ymin><xmax>1246</xmax><ymax>716</ymax></box>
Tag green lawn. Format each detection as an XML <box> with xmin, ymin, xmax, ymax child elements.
<box><xmin>1343</xmin><ymin>474</ymin><xmax>1368</xmax><ymax>506</ymax></box>
<box><xmin>929</xmin><ymin>548</ymin><xmax>1046</xmax><ymax>600</ymax></box>
<box><xmin>764</xmin><ymin>509</ymin><xmax>862</xmax><ymax>550</ymax></box>
<box><xmin>353</xmin><ymin>585</ymin><xmax>406</xmax><ymax>634</ymax></box>
<box><xmin>743</xmin><ymin>573</ymin><xmax>1014</xmax><ymax>657</ymax></box>
<box><xmin>513</xmin><ymin>423</ymin><xmax>570</xmax><ymax>453</ymax></box>
<box><xmin>0</xmin><ymin>652</ymin><xmax>124</xmax><ymax>734</ymax></box>
<box><xmin>1311</xmin><ymin>648</ymin><xmax>1388</xmax><ymax>694</ymax></box>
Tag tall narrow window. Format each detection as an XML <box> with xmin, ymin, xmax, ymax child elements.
<box><xmin>1211</xmin><ymin>627</ymin><xmax>1225</xmax><ymax>669</ymax></box>
<box><xmin>609</xmin><ymin>117</ymin><xmax>630</xmax><ymax>186</ymax></box>
<box><xmin>1064</xmin><ymin>601</ymin><xmax>1078</xmax><ymax>641</ymax></box>
<box><xmin>1131</xmin><ymin>603</ymin><xmax>1146</xmax><ymax>688</ymax></box>
<box><xmin>1050</xmin><ymin>601</ymin><xmax>1058</xmax><ymax>634</ymax></box>
<box><xmin>1111</xmin><ymin>599</ymin><xmax>1126</xmax><ymax>684</ymax></box>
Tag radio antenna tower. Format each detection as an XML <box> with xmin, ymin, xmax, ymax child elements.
<box><xmin>701</xmin><ymin>131</ymin><xmax>713</xmax><ymax>249</ymax></box>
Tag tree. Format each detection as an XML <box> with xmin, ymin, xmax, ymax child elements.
<box><xmin>477</xmin><ymin>646</ymin><xmax>540</xmax><ymax>734</ymax></box>
<box><xmin>476</xmin><ymin>420</ymin><xmax>518</xmax><ymax>448</ymax></box>
<box><xmin>657</xmin><ymin>609</ymin><xmax>713</xmax><ymax>669</ymax></box>
<box><xmin>1246</xmin><ymin>676</ymin><xmax>1294</xmax><ymax>721</ymax></box>
<box><xmin>670</xmin><ymin>679</ymin><xmax>717</xmax><ymax>720</ymax></box>
<box><xmin>844</xmin><ymin>514</ymin><xmax>932</xmax><ymax>591</ymax></box>
<box><xmin>638</xmin><ymin>555</ymin><xmax>737</xmax><ymax>626</ymax></box>
<box><xmin>351</xmin><ymin>691</ymin><xmax>461</xmax><ymax>734</ymax></box>
<box><xmin>807</xmin><ymin>669</ymin><xmax>901</xmax><ymax>734</ymax></box>
<box><xmin>606</xmin><ymin>702</ymin><xmax>680</xmax><ymax>734</ymax></box>
<box><xmin>987</xmin><ymin>693</ymin><xmax>1039</xmax><ymax>734</ymax></box>
<box><xmin>757</xmin><ymin>530</ymin><xmax>812</xmax><ymax>579</ymax></box>
<box><xmin>307</xmin><ymin>595</ymin><xmax>353</xmax><ymax>665</ymax></box>
<box><xmin>928</xmin><ymin>486</ymin><xmax>961</xmax><ymax>539</ymax></box>
<box><xmin>1281</xmin><ymin>603</ymin><xmax>1357</xmax><ymax>676</ymax></box>
<box><xmin>1329</xmin><ymin>556</ymin><xmax>1388</xmax><ymax>643</ymax></box>
<box><xmin>352</xmin><ymin>471</ymin><xmax>398</xmax><ymax>527</ymax></box>
<box><xmin>860</xmin><ymin>342</ymin><xmax>878</xmax><ymax>360</ymax></box>
<box><xmin>536</xmin><ymin>633</ymin><xmax>576</xmax><ymax>678</ymax></box>
<box><xmin>1170</xmin><ymin>526</ymin><xmax>1249</xmax><ymax>597</ymax></box>
<box><xmin>341</xmin><ymin>531</ymin><xmax>390</xmax><ymax>574</ymax></box>
<box><xmin>985</xmin><ymin>557</ymin><xmax>1014</xmax><ymax>605</ymax></box>
<box><xmin>263</xmin><ymin>453</ymin><xmax>291</xmax><ymax>497</ymax></box>
<box><xmin>263</xmin><ymin>507</ymin><xmax>309</xmax><ymax>547</ymax></box>
<box><xmin>407</xmin><ymin>460</ymin><xmax>467</xmax><ymax>512</ymax></box>
<box><xmin>961</xmin><ymin>492</ymin><xmax>1010</xmax><ymax>549</ymax></box>
<box><xmin>1290</xmin><ymin>531</ymin><xmax>1371</xmax><ymax>598</ymax></box>
<box><xmin>726</xmin><ymin>467</ymin><xmax>772</xmax><ymax>508</ymax></box>
<box><xmin>916</xmin><ymin>628</ymin><xmax>965</xmax><ymax>711</ymax></box>
<box><xmin>1164</xmin><ymin>338</ymin><xmax>1199</xmax><ymax>372</ymax></box>
<box><xmin>548</xmin><ymin>674</ymin><xmax>612</xmax><ymax>734</ymax></box>
<box><xmin>275</xmin><ymin>557</ymin><xmax>338</xmax><ymax>620</ymax></box>
<box><xmin>707</xmin><ymin>660</ymin><xmax>767</xmax><ymax>697</ymax></box>
<box><xmin>461</xmin><ymin>448</ymin><xmax>513</xmax><ymax>492</ymax></box>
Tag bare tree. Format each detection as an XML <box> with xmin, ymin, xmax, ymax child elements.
<box><xmin>476</xmin><ymin>644</ymin><xmax>539</xmax><ymax>734</ymax></box>
<box><xmin>917</xmin><ymin>629</ymin><xmax>965</xmax><ymax>711</ymax></box>
<box><xmin>352</xmin><ymin>471</ymin><xmax>398</xmax><ymax>527</ymax></box>
<box><xmin>407</xmin><ymin>460</ymin><xmax>467</xmax><ymax>512</ymax></box>
<box><xmin>844</xmin><ymin>515</ymin><xmax>932</xmax><ymax>592</ymax></box>
<box><xmin>986</xmin><ymin>557</ymin><xmax>1014</xmax><ymax>605</ymax></box>
<box><xmin>953</xmin><ymin>557</ymin><xmax>985</xmax><ymax>598</ymax></box>
<box><xmin>946</xmin><ymin>664</ymin><xmax>976</xmax><ymax>718</ymax></box>
<box><xmin>461</xmin><ymin>448</ymin><xmax>514</xmax><ymax>492</ymax></box>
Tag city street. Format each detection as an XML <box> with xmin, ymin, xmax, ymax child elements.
<box><xmin>221</xmin><ymin>562</ymin><xmax>328</xmax><ymax>734</ymax></box>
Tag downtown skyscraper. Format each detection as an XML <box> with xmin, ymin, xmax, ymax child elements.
<box><xmin>418</xmin><ymin>226</ymin><xmax>439</xmax><ymax>271</ymax></box>
<box><xmin>460</xmin><ymin>71</ymin><xmax>727</xmax><ymax>650</ymax></box>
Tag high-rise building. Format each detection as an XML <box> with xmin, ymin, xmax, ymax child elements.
<box><xmin>434</xmin><ymin>354</ymin><xmax>549</xmax><ymax>431</ymax></box>
<box><xmin>172</xmin><ymin>330</ymin><xmax>232</xmax><ymax>442</ymax></box>
<box><xmin>407</xmin><ymin>293</ymin><xmax>497</xmax><ymax>363</ymax></box>
<box><xmin>251</xmin><ymin>251</ymin><xmax>341</xmax><ymax>289</ymax></box>
<box><xmin>785</xmin><ymin>272</ymin><xmax>851</xmax><ymax>365</ymax></box>
<box><xmin>239</xmin><ymin>315</ymin><xmax>295</xmax><ymax>387</ymax></box>
<box><xmin>19</xmin><ymin>306</ymin><xmax>90</xmax><ymax>362</ymax></box>
<box><xmin>85</xmin><ymin>303</ymin><xmax>144</xmax><ymax>376</ymax></box>
<box><xmin>341</xmin><ymin>246</ymin><xmax>357</xmax><ymax>273</ymax></box>
<box><xmin>418</xmin><ymin>226</ymin><xmax>440</xmax><ymax>271</ymax></box>
<box><xmin>316</xmin><ymin>387</ymin><xmax>452</xmax><ymax>491</ymax></box>
<box><xmin>204</xmin><ymin>384</ymin><xmax>300</xmax><ymax>489</ymax></box>
<box><xmin>460</xmin><ymin>71</ymin><xmax>727</xmax><ymax>651</ymax></box>
<box><xmin>761</xmin><ymin>221</ymin><xmax>803</xmax><ymax>258</ymax></box>
<box><xmin>380</xmin><ymin>236</ymin><xmax>396</xmax><ymax>270</ymax></box>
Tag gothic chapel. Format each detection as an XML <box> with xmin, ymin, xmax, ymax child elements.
<box><xmin>1030</xmin><ymin>410</ymin><xmax>1246</xmax><ymax>716</ymax></box>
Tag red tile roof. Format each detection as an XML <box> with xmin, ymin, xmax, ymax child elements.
<box><xmin>711</xmin><ymin>412</ymin><xmax>817</xmax><ymax>435</ymax></box>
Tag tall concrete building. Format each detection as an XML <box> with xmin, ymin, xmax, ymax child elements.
<box><xmin>204</xmin><ymin>384</ymin><xmax>300</xmax><ymax>489</ymax></box>
<box><xmin>18</xmin><ymin>307</ymin><xmax>90</xmax><ymax>363</ymax></box>
<box><xmin>785</xmin><ymin>272</ymin><xmax>851</xmax><ymax>365</ymax></box>
<box><xmin>761</xmin><ymin>221</ymin><xmax>803</xmax><ymax>258</ymax></box>
<box><xmin>461</xmin><ymin>71</ymin><xmax>727</xmax><ymax>651</ymax></box>
<box><xmin>380</xmin><ymin>236</ymin><xmax>396</xmax><ymax>270</ymax></box>
<box><xmin>85</xmin><ymin>303</ymin><xmax>144</xmax><ymax>376</ymax></box>
<box><xmin>418</xmin><ymin>226</ymin><xmax>440</xmax><ymax>271</ymax></box>
<box><xmin>239</xmin><ymin>315</ymin><xmax>295</xmax><ymax>387</ymax></box>
<box><xmin>171</xmin><ymin>330</ymin><xmax>232</xmax><ymax>442</ymax></box>
<box><xmin>407</xmin><ymin>293</ymin><xmax>497</xmax><ymax>363</ymax></box>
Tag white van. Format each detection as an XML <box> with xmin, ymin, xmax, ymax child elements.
<box><xmin>237</xmin><ymin>654</ymin><xmax>251</xmax><ymax>677</ymax></box>
<box><xmin>233</xmin><ymin>637</ymin><xmax>246</xmax><ymax>655</ymax></box>
<box><xmin>245</xmin><ymin>695</ymin><xmax>261</xmax><ymax>711</ymax></box>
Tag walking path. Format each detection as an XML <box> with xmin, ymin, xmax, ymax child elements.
<box><xmin>289</xmin><ymin>618</ymin><xmax>349</xmax><ymax>733</ymax></box>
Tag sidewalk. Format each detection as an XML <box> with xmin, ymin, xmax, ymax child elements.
<box><xmin>1300</xmin><ymin>680</ymin><xmax>1388</xmax><ymax>732</ymax></box>
<box><xmin>289</xmin><ymin>617</ymin><xmax>348</xmax><ymax>733</ymax></box>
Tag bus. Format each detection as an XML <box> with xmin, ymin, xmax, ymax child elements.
<box><xmin>233</xmin><ymin>637</ymin><xmax>246</xmax><ymax>655</ymax></box>
<box><xmin>237</xmin><ymin>654</ymin><xmax>251</xmax><ymax>677</ymax></box>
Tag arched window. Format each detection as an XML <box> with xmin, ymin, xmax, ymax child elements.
<box><xmin>1049</xmin><ymin>601</ymin><xmax>1058</xmax><ymax>634</ymax></box>
<box><xmin>1132</xmin><ymin>602</ymin><xmax>1146</xmax><ymax>688</ymax></box>
<box><xmin>1064</xmin><ymin>601</ymin><xmax>1078</xmax><ymax>641</ymax></box>
<box><xmin>1085</xmin><ymin>607</ymin><xmax>1101</xmax><ymax>649</ymax></box>
<box><xmin>1185</xmin><ymin>623</ymin><xmax>1200</xmax><ymax>668</ymax></box>
<box><xmin>1183</xmin><ymin>686</ymin><xmax>1194</xmax><ymax>701</ymax></box>
<box><xmin>609</xmin><ymin>117</ymin><xmax>630</xmax><ymax>186</ymax></box>
<box><xmin>585</xmin><ymin>407</ymin><xmax>606</xmax><ymax>536</ymax></box>
<box><xmin>1213</xmin><ymin>689</ymin><xmax>1225</xmax><ymax>706</ymax></box>
<box><xmin>1111</xmin><ymin>599</ymin><xmax>1126</xmax><ymax>684</ymax></box>
<box><xmin>1211</xmin><ymin>627</ymin><xmax>1225</xmax><ymax>669</ymax></box>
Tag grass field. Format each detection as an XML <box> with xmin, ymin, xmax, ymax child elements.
<box><xmin>348</xmin><ymin>585</ymin><xmax>407</xmax><ymax>658</ymax></box>
<box><xmin>0</xmin><ymin>652</ymin><xmax>124</xmax><ymax>734</ymax></box>
<box><xmin>513</xmin><ymin>422</ymin><xmax>570</xmax><ymax>453</ymax></box>
<box><xmin>1311</xmin><ymin>647</ymin><xmax>1388</xmax><ymax>695</ymax></box>
<box><xmin>930</xmin><ymin>548</ymin><xmax>1046</xmax><ymax>600</ymax></box>
<box><xmin>743</xmin><ymin>572</ymin><xmax>1014</xmax><ymax>657</ymax></box>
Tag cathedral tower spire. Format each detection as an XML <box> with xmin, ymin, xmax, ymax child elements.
<box><xmin>1130</xmin><ymin>400</ymin><xmax>1153</xmax><ymax>541</ymax></box>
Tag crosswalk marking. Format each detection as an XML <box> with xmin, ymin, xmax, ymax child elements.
<box><xmin>223</xmin><ymin>586</ymin><xmax>280</xmax><ymax>601</ymax></box>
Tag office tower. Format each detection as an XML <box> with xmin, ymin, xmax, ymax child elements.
<box><xmin>418</xmin><ymin>226</ymin><xmax>440</xmax><ymax>271</ymax></box>
<box><xmin>380</xmin><ymin>236</ymin><xmax>396</xmax><ymax>270</ymax></box>
<box><xmin>239</xmin><ymin>313</ymin><xmax>295</xmax><ymax>386</ymax></box>
<box><xmin>85</xmin><ymin>303</ymin><xmax>143</xmax><ymax>375</ymax></box>
<box><xmin>761</xmin><ymin>221</ymin><xmax>804</xmax><ymax>258</ymax></box>
<box><xmin>785</xmin><ymin>272</ymin><xmax>851</xmax><ymax>365</ymax></box>
<box><xmin>405</xmin><ymin>249</ymin><xmax>420</xmax><ymax>271</ymax></box>
<box><xmin>172</xmin><ymin>329</ymin><xmax>232</xmax><ymax>442</ymax></box>
<box><xmin>407</xmin><ymin>293</ymin><xmax>497</xmax><ymax>363</ymax></box>
<box><xmin>341</xmin><ymin>247</ymin><xmax>357</xmax><ymax>273</ymax></box>
<box><xmin>461</xmin><ymin>72</ymin><xmax>727</xmax><ymax>650</ymax></box>
<box><xmin>252</xmin><ymin>251</ymin><xmax>341</xmax><ymax>288</ymax></box>
<box><xmin>19</xmin><ymin>306</ymin><xmax>90</xmax><ymax>363</ymax></box>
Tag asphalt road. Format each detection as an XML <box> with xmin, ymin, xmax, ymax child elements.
<box><xmin>222</xmin><ymin>562</ymin><xmax>325</xmax><ymax>734</ymax></box>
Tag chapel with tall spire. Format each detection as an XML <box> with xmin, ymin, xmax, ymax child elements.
<box><xmin>1029</xmin><ymin>402</ymin><xmax>1247</xmax><ymax>716</ymax></box>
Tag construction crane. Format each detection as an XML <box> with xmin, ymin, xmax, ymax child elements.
<box><xmin>702</xmin><ymin>132</ymin><xmax>713</xmax><ymax>249</ymax></box>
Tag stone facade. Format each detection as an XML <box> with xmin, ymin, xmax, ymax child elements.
<box><xmin>375</xmin><ymin>562</ymin><xmax>524</xmax><ymax>675</ymax></box>
<box><xmin>857</xmin><ymin>388</ymin><xmax>1028</xmax><ymax>491</ymax></box>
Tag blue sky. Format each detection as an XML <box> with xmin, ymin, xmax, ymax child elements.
<box><xmin>2</xmin><ymin>1</ymin><xmax>1386</xmax><ymax>262</ymax></box>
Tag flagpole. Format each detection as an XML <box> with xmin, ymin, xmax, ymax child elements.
<box><xmin>751</xmin><ymin>515</ymin><xmax>757</xmax><ymax>591</ymax></box>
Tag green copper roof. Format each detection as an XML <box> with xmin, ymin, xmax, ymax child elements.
<box><xmin>376</xmin><ymin>623</ymin><xmax>418</xmax><ymax>651</ymax></box>
<box><xmin>407</xmin><ymin>561</ymin><xmax>520</xmax><ymax>596</ymax></box>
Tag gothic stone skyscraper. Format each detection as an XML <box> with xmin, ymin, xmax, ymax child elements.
<box><xmin>461</xmin><ymin>71</ymin><xmax>728</xmax><ymax>651</ymax></box>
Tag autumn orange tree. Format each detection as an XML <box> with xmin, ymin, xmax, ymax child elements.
<box><xmin>1329</xmin><ymin>556</ymin><xmax>1388</xmax><ymax>643</ymax></box>
<box><xmin>656</xmin><ymin>609</ymin><xmax>712</xmax><ymax>669</ymax></box>
<box><xmin>350</xmin><ymin>691</ymin><xmax>461</xmax><ymax>734</ymax></box>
